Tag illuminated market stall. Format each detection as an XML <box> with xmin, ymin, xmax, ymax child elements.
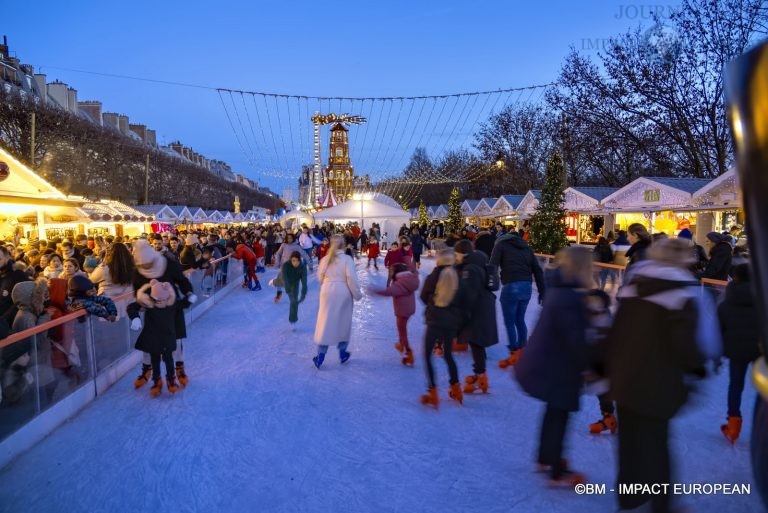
<box><xmin>490</xmin><ymin>195</ymin><xmax>525</xmax><ymax>229</ymax></box>
<box><xmin>600</xmin><ymin>177</ymin><xmax>712</xmax><ymax>240</ymax></box>
<box><xmin>691</xmin><ymin>168</ymin><xmax>743</xmax><ymax>238</ymax></box>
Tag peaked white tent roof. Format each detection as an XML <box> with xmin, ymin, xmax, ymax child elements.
<box><xmin>313</xmin><ymin>197</ymin><xmax>408</xmax><ymax>221</ymax></box>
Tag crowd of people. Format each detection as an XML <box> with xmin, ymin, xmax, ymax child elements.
<box><xmin>0</xmin><ymin>217</ymin><xmax>760</xmax><ymax>511</ymax></box>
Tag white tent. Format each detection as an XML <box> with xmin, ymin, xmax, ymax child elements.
<box><xmin>313</xmin><ymin>196</ymin><xmax>410</xmax><ymax>237</ymax></box>
<box><xmin>279</xmin><ymin>210</ymin><xmax>314</xmax><ymax>229</ymax></box>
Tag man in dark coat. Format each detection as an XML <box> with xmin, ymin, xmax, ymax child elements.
<box><xmin>454</xmin><ymin>240</ymin><xmax>498</xmax><ymax>394</ymax></box>
<box><xmin>701</xmin><ymin>232</ymin><xmax>733</xmax><ymax>281</ymax></box>
<box><xmin>409</xmin><ymin>228</ymin><xmax>425</xmax><ymax>269</ymax></box>
<box><xmin>128</xmin><ymin>239</ymin><xmax>196</xmax><ymax>389</ymax></box>
<box><xmin>607</xmin><ymin>239</ymin><xmax>705</xmax><ymax>512</ymax></box>
<box><xmin>0</xmin><ymin>245</ymin><xmax>30</xmax><ymax>328</ymax></box>
<box><xmin>489</xmin><ymin>232</ymin><xmax>545</xmax><ymax>368</ymax></box>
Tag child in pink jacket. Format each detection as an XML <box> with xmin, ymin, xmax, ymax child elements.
<box><xmin>371</xmin><ymin>263</ymin><xmax>420</xmax><ymax>365</ymax></box>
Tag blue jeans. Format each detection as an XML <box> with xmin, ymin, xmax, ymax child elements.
<box><xmin>303</xmin><ymin>247</ymin><xmax>314</xmax><ymax>268</ymax></box>
<box><xmin>500</xmin><ymin>281</ymin><xmax>533</xmax><ymax>351</ymax></box>
<box><xmin>318</xmin><ymin>341</ymin><xmax>348</xmax><ymax>354</ymax></box>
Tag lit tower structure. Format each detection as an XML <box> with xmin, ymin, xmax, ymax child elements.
<box><xmin>310</xmin><ymin>113</ymin><xmax>366</xmax><ymax>206</ymax></box>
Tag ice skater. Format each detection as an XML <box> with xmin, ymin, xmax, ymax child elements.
<box><xmin>134</xmin><ymin>279</ymin><xmax>179</xmax><ymax>397</ymax></box>
<box><xmin>312</xmin><ymin>235</ymin><xmax>362</xmax><ymax>368</ymax></box>
<box><xmin>282</xmin><ymin>251</ymin><xmax>307</xmax><ymax>330</ymax></box>
<box><xmin>370</xmin><ymin>262</ymin><xmax>419</xmax><ymax>365</ymax></box>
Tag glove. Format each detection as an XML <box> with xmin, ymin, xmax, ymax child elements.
<box><xmin>130</xmin><ymin>318</ymin><xmax>142</xmax><ymax>331</ymax></box>
<box><xmin>187</xmin><ymin>293</ymin><xmax>198</xmax><ymax>304</ymax></box>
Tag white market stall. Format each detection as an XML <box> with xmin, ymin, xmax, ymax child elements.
<box><xmin>312</xmin><ymin>194</ymin><xmax>410</xmax><ymax>237</ymax></box>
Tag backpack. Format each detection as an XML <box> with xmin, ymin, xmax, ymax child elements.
<box><xmin>484</xmin><ymin>264</ymin><xmax>500</xmax><ymax>292</ymax></box>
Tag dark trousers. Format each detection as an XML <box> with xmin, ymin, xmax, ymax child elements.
<box><xmin>537</xmin><ymin>404</ymin><xmax>570</xmax><ymax>479</ymax></box>
<box><xmin>286</xmin><ymin>288</ymin><xmax>300</xmax><ymax>323</ymax></box>
<box><xmin>598</xmin><ymin>393</ymin><xmax>615</xmax><ymax>415</ymax></box>
<box><xmin>150</xmin><ymin>350</ymin><xmax>175</xmax><ymax>380</ymax></box>
<box><xmin>423</xmin><ymin>325</ymin><xmax>458</xmax><ymax>388</ymax></box>
<box><xmin>469</xmin><ymin>343</ymin><xmax>486</xmax><ymax>375</ymax></box>
<box><xmin>617</xmin><ymin>405</ymin><xmax>671</xmax><ymax>512</ymax></box>
<box><xmin>728</xmin><ymin>358</ymin><xmax>751</xmax><ymax>417</ymax></box>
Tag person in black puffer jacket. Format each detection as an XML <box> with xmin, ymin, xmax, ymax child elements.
<box><xmin>454</xmin><ymin>240</ymin><xmax>498</xmax><ymax>395</ymax></box>
<box><xmin>489</xmin><ymin>232</ymin><xmax>545</xmax><ymax>368</ymax></box>
<box><xmin>418</xmin><ymin>249</ymin><xmax>464</xmax><ymax>407</ymax></box>
<box><xmin>718</xmin><ymin>263</ymin><xmax>762</xmax><ymax>444</ymax></box>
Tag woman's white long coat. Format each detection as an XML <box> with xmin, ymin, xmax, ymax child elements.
<box><xmin>313</xmin><ymin>253</ymin><xmax>362</xmax><ymax>346</ymax></box>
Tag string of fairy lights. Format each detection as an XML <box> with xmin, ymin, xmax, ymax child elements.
<box><xmin>216</xmin><ymin>84</ymin><xmax>551</xmax><ymax>207</ymax></box>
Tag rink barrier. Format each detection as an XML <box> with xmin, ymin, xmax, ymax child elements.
<box><xmin>533</xmin><ymin>253</ymin><xmax>728</xmax><ymax>292</ymax></box>
<box><xmin>0</xmin><ymin>256</ymin><xmax>243</xmax><ymax>470</ymax></box>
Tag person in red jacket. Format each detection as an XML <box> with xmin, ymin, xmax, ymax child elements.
<box><xmin>227</xmin><ymin>242</ymin><xmax>261</xmax><ymax>291</ymax></box>
<box><xmin>367</xmin><ymin>239</ymin><xmax>380</xmax><ymax>270</ymax></box>
<box><xmin>317</xmin><ymin>238</ymin><xmax>330</xmax><ymax>262</ymax></box>
<box><xmin>384</xmin><ymin>241</ymin><xmax>403</xmax><ymax>286</ymax></box>
<box><xmin>252</xmin><ymin>237</ymin><xmax>265</xmax><ymax>273</ymax></box>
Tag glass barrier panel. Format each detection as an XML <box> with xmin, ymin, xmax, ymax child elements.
<box><xmin>0</xmin><ymin>335</ymin><xmax>39</xmax><ymax>440</ymax></box>
<box><xmin>91</xmin><ymin>296</ymin><xmax>133</xmax><ymax>374</ymax></box>
<box><xmin>37</xmin><ymin>316</ymin><xmax>93</xmax><ymax>413</ymax></box>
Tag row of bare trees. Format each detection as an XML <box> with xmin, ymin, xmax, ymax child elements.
<box><xmin>0</xmin><ymin>88</ymin><xmax>282</xmax><ymax>213</ymax></box>
<box><xmin>390</xmin><ymin>0</ymin><xmax>767</xmax><ymax>207</ymax></box>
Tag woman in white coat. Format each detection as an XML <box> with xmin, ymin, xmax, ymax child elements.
<box><xmin>313</xmin><ymin>234</ymin><xmax>362</xmax><ymax>368</ymax></box>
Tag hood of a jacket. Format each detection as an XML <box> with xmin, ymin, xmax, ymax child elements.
<box><xmin>624</xmin><ymin>263</ymin><xmax>698</xmax><ymax>299</ymax></box>
<box><xmin>496</xmin><ymin>233</ymin><xmax>528</xmax><ymax>249</ymax></box>
<box><xmin>394</xmin><ymin>271</ymin><xmax>419</xmax><ymax>292</ymax></box>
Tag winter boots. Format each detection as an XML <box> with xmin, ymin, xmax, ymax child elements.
<box><xmin>339</xmin><ymin>349</ymin><xmax>351</xmax><ymax>364</ymax></box>
<box><xmin>498</xmin><ymin>349</ymin><xmax>523</xmax><ymax>369</ymax></box>
<box><xmin>150</xmin><ymin>377</ymin><xmax>163</xmax><ymax>397</ymax></box>
<box><xmin>249</xmin><ymin>281</ymin><xmax>262</xmax><ymax>291</ymax></box>
<box><xmin>463</xmin><ymin>373</ymin><xmax>489</xmax><ymax>394</ymax></box>
<box><xmin>167</xmin><ymin>375</ymin><xmax>179</xmax><ymax>394</ymax></box>
<box><xmin>589</xmin><ymin>413</ymin><xmax>618</xmax><ymax>434</ymax></box>
<box><xmin>395</xmin><ymin>342</ymin><xmax>414</xmax><ymax>366</ymax></box>
<box><xmin>721</xmin><ymin>415</ymin><xmax>743</xmax><ymax>444</ymax></box>
<box><xmin>134</xmin><ymin>364</ymin><xmax>152</xmax><ymax>389</ymax></box>
<box><xmin>176</xmin><ymin>362</ymin><xmax>189</xmax><ymax>387</ymax></box>
<box><xmin>420</xmin><ymin>387</ymin><xmax>439</xmax><ymax>408</ymax></box>
<box><xmin>433</xmin><ymin>344</ymin><xmax>444</xmax><ymax>357</ymax></box>
<box><xmin>313</xmin><ymin>352</ymin><xmax>325</xmax><ymax>369</ymax></box>
<box><xmin>449</xmin><ymin>383</ymin><xmax>463</xmax><ymax>404</ymax></box>
<box><xmin>274</xmin><ymin>290</ymin><xmax>283</xmax><ymax>303</ymax></box>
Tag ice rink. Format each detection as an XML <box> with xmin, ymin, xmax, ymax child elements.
<box><xmin>0</xmin><ymin>257</ymin><xmax>761</xmax><ymax>512</ymax></box>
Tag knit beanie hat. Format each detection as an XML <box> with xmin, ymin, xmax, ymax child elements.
<box><xmin>132</xmin><ymin>239</ymin><xmax>157</xmax><ymax>266</ymax></box>
<box><xmin>677</xmin><ymin>228</ymin><xmax>693</xmax><ymax>240</ymax></box>
<box><xmin>706</xmin><ymin>232</ymin><xmax>722</xmax><ymax>244</ymax></box>
<box><xmin>68</xmin><ymin>275</ymin><xmax>95</xmax><ymax>297</ymax></box>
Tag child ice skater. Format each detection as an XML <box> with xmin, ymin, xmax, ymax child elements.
<box><xmin>134</xmin><ymin>279</ymin><xmax>179</xmax><ymax>397</ymax></box>
<box><xmin>366</xmin><ymin>238</ymin><xmax>380</xmax><ymax>270</ymax></box>
<box><xmin>282</xmin><ymin>251</ymin><xmax>308</xmax><ymax>330</ymax></box>
<box><xmin>370</xmin><ymin>262</ymin><xmax>420</xmax><ymax>365</ymax></box>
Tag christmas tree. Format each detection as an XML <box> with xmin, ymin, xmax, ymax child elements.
<box><xmin>418</xmin><ymin>200</ymin><xmax>429</xmax><ymax>226</ymax></box>
<box><xmin>446</xmin><ymin>187</ymin><xmax>464</xmax><ymax>234</ymax></box>
<box><xmin>529</xmin><ymin>152</ymin><xmax>568</xmax><ymax>255</ymax></box>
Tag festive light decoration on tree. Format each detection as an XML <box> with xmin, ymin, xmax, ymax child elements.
<box><xmin>530</xmin><ymin>152</ymin><xmax>568</xmax><ymax>255</ymax></box>
<box><xmin>418</xmin><ymin>199</ymin><xmax>429</xmax><ymax>226</ymax></box>
<box><xmin>446</xmin><ymin>187</ymin><xmax>463</xmax><ymax>234</ymax></box>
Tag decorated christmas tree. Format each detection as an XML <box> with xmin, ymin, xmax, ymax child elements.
<box><xmin>446</xmin><ymin>187</ymin><xmax>464</xmax><ymax>234</ymax></box>
<box><xmin>529</xmin><ymin>152</ymin><xmax>568</xmax><ymax>255</ymax></box>
<box><xmin>418</xmin><ymin>200</ymin><xmax>429</xmax><ymax>226</ymax></box>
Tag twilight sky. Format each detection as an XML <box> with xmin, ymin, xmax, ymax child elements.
<box><xmin>2</xmin><ymin>0</ymin><xmax>679</xmax><ymax>194</ymax></box>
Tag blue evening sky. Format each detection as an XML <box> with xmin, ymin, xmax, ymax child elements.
<box><xmin>2</xmin><ymin>1</ymin><xmax>678</xmax><ymax>193</ymax></box>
